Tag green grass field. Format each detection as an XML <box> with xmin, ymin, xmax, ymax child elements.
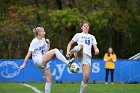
<box><xmin>0</xmin><ymin>82</ymin><xmax>140</xmax><ymax>93</ymax></box>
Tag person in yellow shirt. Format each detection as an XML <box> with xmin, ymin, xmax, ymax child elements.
<box><xmin>103</xmin><ymin>47</ymin><xmax>117</xmax><ymax>84</ymax></box>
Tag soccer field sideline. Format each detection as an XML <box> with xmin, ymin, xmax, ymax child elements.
<box><xmin>0</xmin><ymin>82</ymin><xmax>140</xmax><ymax>93</ymax></box>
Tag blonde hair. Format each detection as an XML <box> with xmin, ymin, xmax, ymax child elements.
<box><xmin>33</xmin><ymin>27</ymin><xmax>44</xmax><ymax>37</ymax></box>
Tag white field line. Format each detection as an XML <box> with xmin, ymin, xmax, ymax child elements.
<box><xmin>20</xmin><ymin>83</ymin><xmax>42</xmax><ymax>93</ymax></box>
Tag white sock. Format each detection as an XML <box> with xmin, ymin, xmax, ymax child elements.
<box><xmin>45</xmin><ymin>82</ymin><xmax>51</xmax><ymax>93</ymax></box>
<box><xmin>55</xmin><ymin>49</ymin><xmax>69</xmax><ymax>64</ymax></box>
<box><xmin>80</xmin><ymin>81</ymin><xmax>87</xmax><ymax>93</ymax></box>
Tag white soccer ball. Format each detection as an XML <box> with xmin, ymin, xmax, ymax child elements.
<box><xmin>69</xmin><ymin>63</ymin><xmax>80</xmax><ymax>73</ymax></box>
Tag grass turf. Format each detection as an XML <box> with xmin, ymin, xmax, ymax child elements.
<box><xmin>0</xmin><ymin>82</ymin><xmax>140</xmax><ymax>93</ymax></box>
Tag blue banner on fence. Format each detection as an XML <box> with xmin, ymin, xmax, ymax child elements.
<box><xmin>0</xmin><ymin>59</ymin><xmax>140</xmax><ymax>82</ymax></box>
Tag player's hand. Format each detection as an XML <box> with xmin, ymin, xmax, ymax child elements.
<box><xmin>94</xmin><ymin>48</ymin><xmax>99</xmax><ymax>55</ymax></box>
<box><xmin>46</xmin><ymin>39</ymin><xmax>50</xmax><ymax>44</ymax></box>
<box><xmin>19</xmin><ymin>63</ymin><xmax>26</xmax><ymax>70</ymax></box>
<box><xmin>94</xmin><ymin>52</ymin><xmax>99</xmax><ymax>55</ymax></box>
<box><xmin>66</xmin><ymin>52</ymin><xmax>70</xmax><ymax>58</ymax></box>
<box><xmin>94</xmin><ymin>51</ymin><xmax>99</xmax><ymax>55</ymax></box>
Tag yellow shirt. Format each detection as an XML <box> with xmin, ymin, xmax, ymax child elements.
<box><xmin>103</xmin><ymin>53</ymin><xmax>117</xmax><ymax>69</ymax></box>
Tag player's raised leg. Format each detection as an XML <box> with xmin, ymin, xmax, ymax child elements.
<box><xmin>42</xmin><ymin>48</ymin><xmax>74</xmax><ymax>66</ymax></box>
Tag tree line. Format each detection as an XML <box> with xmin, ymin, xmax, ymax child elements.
<box><xmin>0</xmin><ymin>0</ymin><xmax>140</xmax><ymax>59</ymax></box>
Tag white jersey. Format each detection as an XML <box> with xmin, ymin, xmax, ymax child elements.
<box><xmin>29</xmin><ymin>38</ymin><xmax>49</xmax><ymax>63</ymax></box>
<box><xmin>72</xmin><ymin>32</ymin><xmax>97</xmax><ymax>57</ymax></box>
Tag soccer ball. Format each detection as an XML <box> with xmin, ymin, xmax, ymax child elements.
<box><xmin>69</xmin><ymin>63</ymin><xmax>80</xmax><ymax>73</ymax></box>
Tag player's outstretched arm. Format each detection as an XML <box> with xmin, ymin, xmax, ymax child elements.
<box><xmin>66</xmin><ymin>40</ymin><xmax>75</xmax><ymax>58</ymax></box>
<box><xmin>19</xmin><ymin>51</ymin><xmax>32</xmax><ymax>70</ymax></box>
<box><xmin>93</xmin><ymin>44</ymin><xmax>99</xmax><ymax>55</ymax></box>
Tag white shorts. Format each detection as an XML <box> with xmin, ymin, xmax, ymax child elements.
<box><xmin>33</xmin><ymin>55</ymin><xmax>50</xmax><ymax>72</ymax></box>
<box><xmin>78</xmin><ymin>53</ymin><xmax>92</xmax><ymax>66</ymax></box>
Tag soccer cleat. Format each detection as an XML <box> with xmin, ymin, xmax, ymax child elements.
<box><xmin>69</xmin><ymin>47</ymin><xmax>77</xmax><ymax>57</ymax></box>
<box><xmin>67</xmin><ymin>58</ymin><xmax>75</xmax><ymax>67</ymax></box>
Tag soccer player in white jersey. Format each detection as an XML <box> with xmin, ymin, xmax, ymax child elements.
<box><xmin>19</xmin><ymin>27</ymin><xmax>74</xmax><ymax>93</ymax></box>
<box><xmin>66</xmin><ymin>21</ymin><xmax>99</xmax><ymax>93</ymax></box>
